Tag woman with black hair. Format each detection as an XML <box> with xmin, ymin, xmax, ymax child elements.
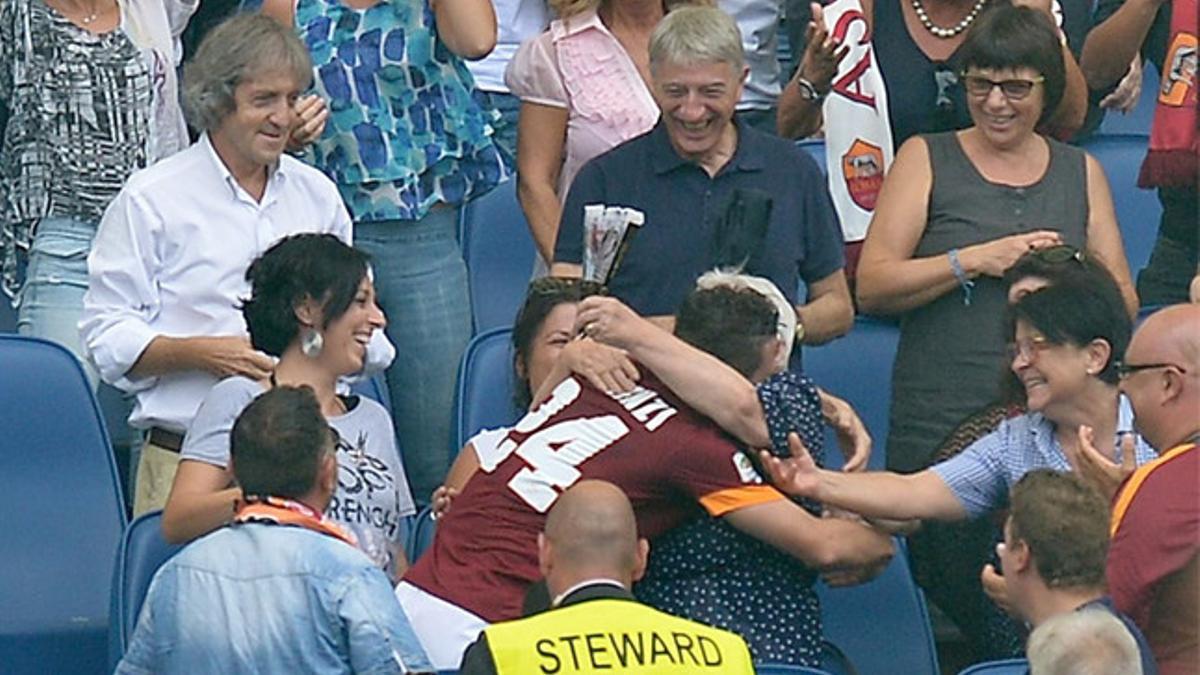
<box><xmin>162</xmin><ymin>234</ymin><xmax>415</xmax><ymax>580</ymax></box>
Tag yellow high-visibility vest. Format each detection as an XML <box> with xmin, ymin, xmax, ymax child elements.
<box><xmin>484</xmin><ymin>597</ymin><xmax>756</xmax><ymax>674</ymax></box>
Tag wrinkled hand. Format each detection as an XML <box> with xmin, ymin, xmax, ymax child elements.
<box><xmin>1064</xmin><ymin>426</ymin><xmax>1138</xmax><ymax>501</ymax></box>
<box><xmin>981</xmin><ymin>562</ymin><xmax>1016</xmax><ymax>617</ymax></box>
<box><xmin>431</xmin><ymin>485</ymin><xmax>459</xmax><ymax>520</ymax></box>
<box><xmin>560</xmin><ymin>337</ymin><xmax>640</xmax><ymax>395</ymax></box>
<box><xmin>962</xmin><ymin>230</ymin><xmax>1064</xmax><ymax>278</ymax></box>
<box><xmin>819</xmin><ymin>389</ymin><xmax>872</xmax><ymax>472</ymax></box>
<box><xmin>1100</xmin><ymin>56</ymin><xmax>1143</xmax><ymax>114</ymax></box>
<box><xmin>194</xmin><ymin>336</ymin><xmax>275</xmax><ymax>380</ymax></box>
<box><xmin>759</xmin><ymin>432</ymin><xmax>823</xmax><ymax>498</ymax></box>
<box><xmin>575</xmin><ymin>295</ymin><xmax>653</xmax><ymax>350</ymax></box>
<box><xmin>795</xmin><ymin>3</ymin><xmax>849</xmax><ymax>94</ymax></box>
<box><xmin>288</xmin><ymin>94</ymin><xmax>329</xmax><ymax>151</ymax></box>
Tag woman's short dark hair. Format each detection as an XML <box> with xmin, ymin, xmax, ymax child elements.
<box><xmin>1007</xmin><ymin>276</ymin><xmax>1131</xmax><ymax>385</ymax></box>
<box><xmin>958</xmin><ymin>1</ymin><xmax>1066</xmax><ymax>124</ymax></box>
<box><xmin>510</xmin><ymin>277</ymin><xmax>606</xmax><ymax>408</ymax></box>
<box><xmin>242</xmin><ymin>234</ymin><xmax>371</xmax><ymax>357</ymax></box>
<box><xmin>674</xmin><ymin>285</ymin><xmax>778</xmax><ymax>378</ymax></box>
<box><xmin>232</xmin><ymin>386</ymin><xmax>333</xmax><ymax>500</ymax></box>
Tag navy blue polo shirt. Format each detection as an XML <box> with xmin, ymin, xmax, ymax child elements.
<box><xmin>554</xmin><ymin>121</ymin><xmax>844</xmax><ymax>317</ymax></box>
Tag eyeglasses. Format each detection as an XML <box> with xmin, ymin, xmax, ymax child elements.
<box><xmin>1028</xmin><ymin>245</ymin><xmax>1084</xmax><ymax>265</ymax></box>
<box><xmin>1116</xmin><ymin>360</ymin><xmax>1188</xmax><ymax>380</ymax></box>
<box><xmin>1007</xmin><ymin>335</ymin><xmax>1055</xmax><ymax>362</ymax></box>
<box><xmin>961</xmin><ymin>73</ymin><xmax>1045</xmax><ymax>101</ymax></box>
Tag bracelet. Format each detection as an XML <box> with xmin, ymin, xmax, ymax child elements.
<box><xmin>948</xmin><ymin>248</ymin><xmax>975</xmax><ymax>306</ymax></box>
<box><xmin>794</xmin><ymin>76</ymin><xmax>827</xmax><ymax>103</ymax></box>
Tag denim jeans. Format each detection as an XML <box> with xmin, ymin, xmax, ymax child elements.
<box><xmin>16</xmin><ymin>216</ymin><xmax>97</xmax><ymax>386</ymax></box>
<box><xmin>354</xmin><ymin>208</ymin><xmax>471</xmax><ymax>506</ymax></box>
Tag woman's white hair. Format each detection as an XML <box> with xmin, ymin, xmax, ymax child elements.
<box><xmin>1027</xmin><ymin>609</ymin><xmax>1143</xmax><ymax>675</ymax></box>
<box><xmin>695</xmin><ymin>269</ymin><xmax>795</xmax><ymax>373</ymax></box>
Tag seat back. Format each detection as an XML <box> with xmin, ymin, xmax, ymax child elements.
<box><xmin>0</xmin><ymin>297</ymin><xmax>15</xmax><ymax>332</ymax></box>
<box><xmin>958</xmin><ymin>658</ymin><xmax>1030</xmax><ymax>675</ymax></box>
<box><xmin>0</xmin><ymin>335</ymin><xmax>127</xmax><ymax>674</ymax></box>
<box><xmin>407</xmin><ymin>506</ymin><xmax>438</xmax><ymax>563</ymax></box>
<box><xmin>109</xmin><ymin>511</ymin><xmax>184</xmax><ymax>667</ymax></box>
<box><xmin>756</xmin><ymin>665</ymin><xmax>834</xmax><ymax>675</ymax></box>
<box><xmin>461</xmin><ymin>180</ymin><xmax>537</xmax><ymax>333</ymax></box>
<box><xmin>453</xmin><ymin>328</ymin><xmax>522</xmax><ymax>452</ymax></box>
<box><xmin>1080</xmin><ymin>134</ymin><xmax>1161</xmax><ymax>276</ymax></box>
<box><xmin>818</xmin><ymin>538</ymin><xmax>938</xmax><ymax>675</ymax></box>
<box><xmin>802</xmin><ymin>317</ymin><xmax>900</xmax><ymax>470</ymax></box>
<box><xmin>350</xmin><ymin>373</ymin><xmax>392</xmax><ymax>411</ymax></box>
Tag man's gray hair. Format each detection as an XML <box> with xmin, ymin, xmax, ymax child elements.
<box><xmin>649</xmin><ymin>6</ymin><xmax>744</xmax><ymax>73</ymax></box>
<box><xmin>1027</xmin><ymin>609</ymin><xmax>1143</xmax><ymax>675</ymax></box>
<box><xmin>182</xmin><ymin>14</ymin><xmax>313</xmax><ymax>132</ymax></box>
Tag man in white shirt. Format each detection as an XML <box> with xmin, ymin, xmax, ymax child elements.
<box><xmin>81</xmin><ymin>13</ymin><xmax>391</xmax><ymax>516</ymax></box>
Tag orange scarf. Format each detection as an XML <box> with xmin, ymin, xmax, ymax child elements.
<box><xmin>1137</xmin><ymin>0</ymin><xmax>1198</xmax><ymax>189</ymax></box>
<box><xmin>234</xmin><ymin>496</ymin><xmax>359</xmax><ymax>548</ymax></box>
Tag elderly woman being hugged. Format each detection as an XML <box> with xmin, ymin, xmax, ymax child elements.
<box><xmin>855</xmin><ymin>2</ymin><xmax>1137</xmax><ymax>477</ymax></box>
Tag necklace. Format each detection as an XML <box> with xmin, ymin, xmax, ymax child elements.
<box><xmin>911</xmin><ymin>0</ymin><xmax>989</xmax><ymax>39</ymax></box>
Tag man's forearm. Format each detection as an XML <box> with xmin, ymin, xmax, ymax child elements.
<box><xmin>1081</xmin><ymin>0</ymin><xmax>1161</xmax><ymax>88</ymax></box>
<box><xmin>128</xmin><ymin>335</ymin><xmax>202</xmax><ymax>379</ymax></box>
<box><xmin>796</xmin><ymin>294</ymin><xmax>853</xmax><ymax>345</ymax></box>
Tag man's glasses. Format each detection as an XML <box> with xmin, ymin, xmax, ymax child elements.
<box><xmin>1116</xmin><ymin>360</ymin><xmax>1188</xmax><ymax>380</ymax></box>
<box><xmin>961</xmin><ymin>73</ymin><xmax>1045</xmax><ymax>101</ymax></box>
<box><xmin>1007</xmin><ymin>335</ymin><xmax>1055</xmax><ymax>362</ymax></box>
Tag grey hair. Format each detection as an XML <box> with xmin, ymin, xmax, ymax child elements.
<box><xmin>182</xmin><ymin>14</ymin><xmax>313</xmax><ymax>132</ymax></box>
<box><xmin>1027</xmin><ymin>610</ymin><xmax>1143</xmax><ymax>675</ymax></box>
<box><xmin>695</xmin><ymin>269</ymin><xmax>795</xmax><ymax>373</ymax></box>
<box><xmin>648</xmin><ymin>5</ymin><xmax>744</xmax><ymax>74</ymax></box>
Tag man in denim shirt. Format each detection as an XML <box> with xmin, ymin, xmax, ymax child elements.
<box><xmin>118</xmin><ymin>386</ymin><xmax>432</xmax><ymax>674</ymax></box>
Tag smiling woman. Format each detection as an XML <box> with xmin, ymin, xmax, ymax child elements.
<box><xmin>161</xmin><ymin>234</ymin><xmax>417</xmax><ymax>580</ymax></box>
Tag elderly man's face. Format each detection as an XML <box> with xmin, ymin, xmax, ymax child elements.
<box><xmin>212</xmin><ymin>69</ymin><xmax>302</xmax><ymax>175</ymax></box>
<box><xmin>652</xmin><ymin>60</ymin><xmax>746</xmax><ymax>164</ymax></box>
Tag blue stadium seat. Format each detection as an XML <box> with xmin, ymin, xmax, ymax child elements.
<box><xmin>757</xmin><ymin>665</ymin><xmax>833</xmax><ymax>675</ymax></box>
<box><xmin>453</xmin><ymin>328</ymin><xmax>522</xmax><ymax>452</ymax></box>
<box><xmin>0</xmin><ymin>335</ymin><xmax>127</xmax><ymax>674</ymax></box>
<box><xmin>958</xmin><ymin>658</ymin><xmax>1030</xmax><ymax>674</ymax></box>
<box><xmin>819</xmin><ymin>639</ymin><xmax>856</xmax><ymax>675</ymax></box>
<box><xmin>108</xmin><ymin>511</ymin><xmax>184</xmax><ymax>668</ymax></box>
<box><xmin>407</xmin><ymin>505</ymin><xmax>438</xmax><ymax>563</ymax></box>
<box><xmin>818</xmin><ymin>538</ymin><xmax>939</xmax><ymax>675</ymax></box>
<box><xmin>1081</xmin><ymin>133</ymin><xmax>1161</xmax><ymax>276</ymax></box>
<box><xmin>461</xmin><ymin>179</ymin><xmax>537</xmax><ymax>333</ymax></box>
<box><xmin>1098</xmin><ymin>62</ymin><xmax>1158</xmax><ymax>136</ymax></box>
<box><xmin>801</xmin><ymin>316</ymin><xmax>900</xmax><ymax>470</ymax></box>
<box><xmin>350</xmin><ymin>372</ymin><xmax>392</xmax><ymax>411</ymax></box>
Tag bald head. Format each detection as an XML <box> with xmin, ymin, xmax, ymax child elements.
<box><xmin>540</xmin><ymin>481</ymin><xmax>647</xmax><ymax>595</ymax></box>
<box><xmin>1122</xmin><ymin>304</ymin><xmax>1200</xmax><ymax>452</ymax></box>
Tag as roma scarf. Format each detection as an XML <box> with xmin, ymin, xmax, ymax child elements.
<box><xmin>234</xmin><ymin>496</ymin><xmax>359</xmax><ymax>548</ymax></box>
<box><xmin>1137</xmin><ymin>0</ymin><xmax>1198</xmax><ymax>189</ymax></box>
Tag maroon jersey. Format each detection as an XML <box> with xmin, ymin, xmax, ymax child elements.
<box><xmin>403</xmin><ymin>372</ymin><xmax>783</xmax><ymax>622</ymax></box>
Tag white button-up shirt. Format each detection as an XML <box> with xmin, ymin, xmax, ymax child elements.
<box><xmin>82</xmin><ymin>134</ymin><xmax>393</xmax><ymax>433</ymax></box>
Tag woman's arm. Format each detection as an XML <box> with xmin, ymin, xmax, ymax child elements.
<box><xmin>1041</xmin><ymin>40</ymin><xmax>1088</xmax><ymax>137</ymax></box>
<box><xmin>1082</xmin><ymin>153</ymin><xmax>1139</xmax><ymax>317</ymax></box>
<box><xmin>161</xmin><ymin>460</ymin><xmax>241</xmax><ymax>544</ymax></box>
<box><xmin>516</xmin><ymin>103</ymin><xmax>569</xmax><ymax>263</ymax></box>
<box><xmin>431</xmin><ymin>0</ymin><xmax>496</xmax><ymax>60</ymax></box>
<box><xmin>1080</xmin><ymin>0</ymin><xmax>1164</xmax><ymax>89</ymax></box>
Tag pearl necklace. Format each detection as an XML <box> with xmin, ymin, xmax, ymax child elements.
<box><xmin>911</xmin><ymin>0</ymin><xmax>989</xmax><ymax>39</ymax></box>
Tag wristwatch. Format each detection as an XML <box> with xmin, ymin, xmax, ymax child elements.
<box><xmin>794</xmin><ymin>77</ymin><xmax>827</xmax><ymax>103</ymax></box>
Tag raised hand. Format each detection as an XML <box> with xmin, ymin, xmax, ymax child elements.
<box><xmin>980</xmin><ymin>562</ymin><xmax>1016</xmax><ymax>616</ymax></box>
<box><xmin>819</xmin><ymin>389</ymin><xmax>872</xmax><ymax>472</ymax></box>
<box><xmin>795</xmin><ymin>2</ymin><xmax>850</xmax><ymax>95</ymax></box>
<box><xmin>574</xmin><ymin>295</ymin><xmax>651</xmax><ymax>350</ymax></box>
<box><xmin>288</xmin><ymin>94</ymin><xmax>329</xmax><ymax>151</ymax></box>
<box><xmin>1064</xmin><ymin>425</ymin><xmax>1138</xmax><ymax>500</ymax></box>
<box><xmin>759</xmin><ymin>432</ymin><xmax>823</xmax><ymax>498</ymax></box>
<box><xmin>559</xmin><ymin>338</ymin><xmax>640</xmax><ymax>395</ymax></box>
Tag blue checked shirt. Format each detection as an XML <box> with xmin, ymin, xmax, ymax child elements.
<box><xmin>930</xmin><ymin>396</ymin><xmax>1157</xmax><ymax>518</ymax></box>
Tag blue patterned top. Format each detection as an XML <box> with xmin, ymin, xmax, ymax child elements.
<box><xmin>296</xmin><ymin>0</ymin><xmax>509</xmax><ymax>221</ymax></box>
<box><xmin>635</xmin><ymin>370</ymin><xmax>826</xmax><ymax>666</ymax></box>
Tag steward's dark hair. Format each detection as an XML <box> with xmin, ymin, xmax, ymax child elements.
<box><xmin>959</xmin><ymin>1</ymin><xmax>1065</xmax><ymax>124</ymax></box>
<box><xmin>231</xmin><ymin>386</ymin><xmax>334</xmax><ymax>499</ymax></box>
<box><xmin>242</xmin><ymin>234</ymin><xmax>371</xmax><ymax>357</ymax></box>
<box><xmin>674</xmin><ymin>285</ymin><xmax>778</xmax><ymax>378</ymax></box>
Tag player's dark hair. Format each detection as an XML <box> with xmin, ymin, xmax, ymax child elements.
<box><xmin>674</xmin><ymin>285</ymin><xmax>778</xmax><ymax>378</ymax></box>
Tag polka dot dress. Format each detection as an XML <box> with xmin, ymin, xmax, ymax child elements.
<box><xmin>636</xmin><ymin>371</ymin><xmax>827</xmax><ymax>665</ymax></box>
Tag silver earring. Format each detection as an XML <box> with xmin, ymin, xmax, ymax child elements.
<box><xmin>301</xmin><ymin>328</ymin><xmax>324</xmax><ymax>358</ymax></box>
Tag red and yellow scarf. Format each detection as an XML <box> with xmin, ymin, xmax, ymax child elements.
<box><xmin>1137</xmin><ymin>0</ymin><xmax>1198</xmax><ymax>189</ymax></box>
<box><xmin>234</xmin><ymin>496</ymin><xmax>359</xmax><ymax>548</ymax></box>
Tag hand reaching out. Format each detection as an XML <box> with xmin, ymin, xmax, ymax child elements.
<box><xmin>819</xmin><ymin>389</ymin><xmax>872</xmax><ymax>472</ymax></box>
<box><xmin>1064</xmin><ymin>426</ymin><xmax>1138</xmax><ymax>501</ymax></box>
<box><xmin>759</xmin><ymin>432</ymin><xmax>823</xmax><ymax>498</ymax></box>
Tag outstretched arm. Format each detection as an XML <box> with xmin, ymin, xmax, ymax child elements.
<box><xmin>723</xmin><ymin>498</ymin><xmax>895</xmax><ymax>574</ymax></box>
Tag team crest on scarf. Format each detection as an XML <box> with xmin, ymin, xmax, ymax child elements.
<box><xmin>841</xmin><ymin>139</ymin><xmax>885</xmax><ymax>211</ymax></box>
<box><xmin>1160</xmin><ymin>33</ymin><xmax>1197</xmax><ymax>107</ymax></box>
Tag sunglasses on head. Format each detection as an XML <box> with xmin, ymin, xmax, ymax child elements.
<box><xmin>527</xmin><ymin>277</ymin><xmax>607</xmax><ymax>299</ymax></box>
<box><xmin>1027</xmin><ymin>245</ymin><xmax>1085</xmax><ymax>265</ymax></box>
<box><xmin>961</xmin><ymin>73</ymin><xmax>1045</xmax><ymax>101</ymax></box>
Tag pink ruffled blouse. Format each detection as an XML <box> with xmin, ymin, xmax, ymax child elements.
<box><xmin>505</xmin><ymin>11</ymin><xmax>660</xmax><ymax>199</ymax></box>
